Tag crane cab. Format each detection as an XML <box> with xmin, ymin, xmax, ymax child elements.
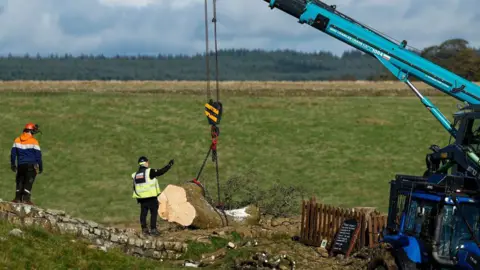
<box><xmin>424</xmin><ymin>105</ymin><xmax>480</xmax><ymax>179</ymax></box>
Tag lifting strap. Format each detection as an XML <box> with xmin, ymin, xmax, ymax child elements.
<box><xmin>192</xmin><ymin>0</ymin><xmax>228</xmax><ymax>226</ymax></box>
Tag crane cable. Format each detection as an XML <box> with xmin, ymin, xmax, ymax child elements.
<box><xmin>212</xmin><ymin>0</ymin><xmax>220</xmax><ymax>102</ymax></box>
<box><xmin>211</xmin><ymin>0</ymin><xmax>222</xmax><ymax>210</ymax></box>
<box><xmin>204</xmin><ymin>0</ymin><xmax>211</xmax><ymax>101</ymax></box>
<box><xmin>191</xmin><ymin>0</ymin><xmax>227</xmax><ymax>225</ymax></box>
<box><xmin>203</xmin><ymin>0</ymin><xmax>220</xmax><ymax>102</ymax></box>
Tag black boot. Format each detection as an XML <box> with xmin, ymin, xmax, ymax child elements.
<box><xmin>23</xmin><ymin>192</ymin><xmax>33</xmax><ymax>205</ymax></box>
<box><xmin>150</xmin><ymin>228</ymin><xmax>160</xmax><ymax>236</ymax></box>
<box><xmin>12</xmin><ymin>192</ymin><xmax>21</xmax><ymax>203</ymax></box>
<box><xmin>142</xmin><ymin>227</ymin><xmax>150</xmax><ymax>236</ymax></box>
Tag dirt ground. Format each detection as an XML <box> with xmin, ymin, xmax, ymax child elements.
<box><xmin>108</xmin><ymin>216</ymin><xmax>373</xmax><ymax>269</ymax></box>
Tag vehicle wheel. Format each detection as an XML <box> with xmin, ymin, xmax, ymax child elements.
<box><xmin>367</xmin><ymin>257</ymin><xmax>396</xmax><ymax>270</ymax></box>
<box><xmin>394</xmin><ymin>248</ymin><xmax>418</xmax><ymax>270</ymax></box>
<box><xmin>367</xmin><ymin>249</ymin><xmax>398</xmax><ymax>270</ymax></box>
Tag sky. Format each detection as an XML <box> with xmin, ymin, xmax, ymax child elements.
<box><xmin>0</xmin><ymin>0</ymin><xmax>478</xmax><ymax>57</ymax></box>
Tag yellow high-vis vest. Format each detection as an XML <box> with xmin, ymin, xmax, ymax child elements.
<box><xmin>131</xmin><ymin>168</ymin><xmax>161</xmax><ymax>199</ymax></box>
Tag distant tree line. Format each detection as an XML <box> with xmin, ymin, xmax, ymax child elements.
<box><xmin>0</xmin><ymin>38</ymin><xmax>478</xmax><ymax>81</ymax></box>
<box><xmin>370</xmin><ymin>38</ymin><xmax>480</xmax><ymax>81</ymax></box>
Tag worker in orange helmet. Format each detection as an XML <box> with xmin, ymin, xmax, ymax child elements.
<box><xmin>10</xmin><ymin>123</ymin><xmax>43</xmax><ymax>205</ymax></box>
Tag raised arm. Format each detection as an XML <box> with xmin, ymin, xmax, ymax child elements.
<box><xmin>149</xmin><ymin>159</ymin><xmax>174</xmax><ymax>178</ymax></box>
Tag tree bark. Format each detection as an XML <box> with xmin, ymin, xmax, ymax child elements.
<box><xmin>158</xmin><ymin>182</ymin><xmax>260</xmax><ymax>229</ymax></box>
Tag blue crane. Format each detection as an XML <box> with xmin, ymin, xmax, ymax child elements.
<box><xmin>265</xmin><ymin>0</ymin><xmax>480</xmax><ymax>138</ymax></box>
<box><xmin>260</xmin><ymin>1</ymin><xmax>480</xmax><ymax>269</ymax></box>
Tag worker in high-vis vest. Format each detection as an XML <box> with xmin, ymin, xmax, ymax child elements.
<box><xmin>132</xmin><ymin>156</ymin><xmax>174</xmax><ymax>236</ymax></box>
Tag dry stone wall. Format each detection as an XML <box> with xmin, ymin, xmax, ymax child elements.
<box><xmin>0</xmin><ymin>199</ymin><xmax>188</xmax><ymax>261</ymax></box>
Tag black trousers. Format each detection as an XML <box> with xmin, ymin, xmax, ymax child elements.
<box><xmin>138</xmin><ymin>197</ymin><xmax>159</xmax><ymax>230</ymax></box>
<box><xmin>15</xmin><ymin>164</ymin><xmax>37</xmax><ymax>202</ymax></box>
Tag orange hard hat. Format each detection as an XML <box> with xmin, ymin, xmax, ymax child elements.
<box><xmin>24</xmin><ymin>123</ymin><xmax>40</xmax><ymax>134</ymax></box>
<box><xmin>24</xmin><ymin>122</ymin><xmax>36</xmax><ymax>130</ymax></box>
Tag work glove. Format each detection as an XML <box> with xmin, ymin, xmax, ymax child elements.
<box><xmin>168</xmin><ymin>159</ymin><xmax>174</xmax><ymax>167</ymax></box>
<box><xmin>11</xmin><ymin>165</ymin><xmax>16</xmax><ymax>173</ymax></box>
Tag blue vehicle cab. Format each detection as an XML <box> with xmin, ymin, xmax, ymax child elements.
<box><xmin>382</xmin><ymin>173</ymin><xmax>480</xmax><ymax>269</ymax></box>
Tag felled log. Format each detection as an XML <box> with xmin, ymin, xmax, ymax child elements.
<box><xmin>158</xmin><ymin>182</ymin><xmax>260</xmax><ymax>229</ymax></box>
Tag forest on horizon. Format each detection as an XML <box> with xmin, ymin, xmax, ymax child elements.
<box><xmin>0</xmin><ymin>38</ymin><xmax>478</xmax><ymax>81</ymax></box>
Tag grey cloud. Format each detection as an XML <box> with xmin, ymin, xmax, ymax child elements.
<box><xmin>0</xmin><ymin>0</ymin><xmax>477</xmax><ymax>56</ymax></box>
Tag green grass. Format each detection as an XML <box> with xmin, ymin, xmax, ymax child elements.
<box><xmin>0</xmin><ymin>220</ymin><xmax>181</xmax><ymax>269</ymax></box>
<box><xmin>0</xmin><ymin>91</ymin><xmax>459</xmax><ymax>223</ymax></box>
<box><xmin>182</xmin><ymin>236</ymin><xmax>230</xmax><ymax>261</ymax></box>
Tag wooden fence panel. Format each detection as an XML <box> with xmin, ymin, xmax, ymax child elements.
<box><xmin>367</xmin><ymin>214</ymin><xmax>388</xmax><ymax>247</ymax></box>
<box><xmin>299</xmin><ymin>198</ymin><xmax>390</xmax><ymax>250</ymax></box>
<box><xmin>316</xmin><ymin>203</ymin><xmax>323</xmax><ymax>244</ymax></box>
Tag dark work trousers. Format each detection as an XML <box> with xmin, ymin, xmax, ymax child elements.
<box><xmin>138</xmin><ymin>197</ymin><xmax>159</xmax><ymax>230</ymax></box>
<box><xmin>15</xmin><ymin>164</ymin><xmax>37</xmax><ymax>202</ymax></box>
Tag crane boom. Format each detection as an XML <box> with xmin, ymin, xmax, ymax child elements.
<box><xmin>263</xmin><ymin>0</ymin><xmax>480</xmax><ymax>138</ymax></box>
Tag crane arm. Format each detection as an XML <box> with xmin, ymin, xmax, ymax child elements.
<box><xmin>263</xmin><ymin>0</ymin><xmax>480</xmax><ymax>138</ymax></box>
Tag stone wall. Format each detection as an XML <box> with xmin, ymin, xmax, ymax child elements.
<box><xmin>0</xmin><ymin>199</ymin><xmax>188</xmax><ymax>261</ymax></box>
<box><xmin>0</xmin><ymin>198</ymin><xmax>306</xmax><ymax>265</ymax></box>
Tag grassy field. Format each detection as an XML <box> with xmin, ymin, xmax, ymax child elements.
<box><xmin>0</xmin><ymin>81</ymin><xmax>463</xmax><ymax>225</ymax></box>
<box><xmin>0</xmin><ymin>220</ymin><xmax>181</xmax><ymax>269</ymax></box>
<box><xmin>0</xmin><ymin>80</ymin><xmax>476</xmax><ymax>96</ymax></box>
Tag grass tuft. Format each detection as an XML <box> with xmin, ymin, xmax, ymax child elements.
<box><xmin>182</xmin><ymin>236</ymin><xmax>230</xmax><ymax>261</ymax></box>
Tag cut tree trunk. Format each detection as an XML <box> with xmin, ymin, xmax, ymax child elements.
<box><xmin>158</xmin><ymin>182</ymin><xmax>260</xmax><ymax>229</ymax></box>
